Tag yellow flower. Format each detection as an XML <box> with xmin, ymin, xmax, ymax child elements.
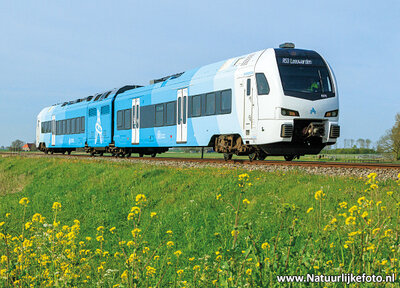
<box><xmin>52</xmin><ymin>201</ymin><xmax>61</xmax><ymax>210</ymax></box>
<box><xmin>238</xmin><ymin>173</ymin><xmax>250</xmax><ymax>181</ymax></box>
<box><xmin>150</xmin><ymin>212</ymin><xmax>157</xmax><ymax>218</ymax></box>
<box><xmin>306</xmin><ymin>207</ymin><xmax>314</xmax><ymax>213</ymax></box>
<box><xmin>242</xmin><ymin>198</ymin><xmax>250</xmax><ymax>205</ymax></box>
<box><xmin>348</xmin><ymin>231</ymin><xmax>361</xmax><ymax>237</ymax></box>
<box><xmin>121</xmin><ymin>270</ymin><xmax>128</xmax><ymax>282</ymax></box>
<box><xmin>109</xmin><ymin>227</ymin><xmax>116</xmax><ymax>234</ymax></box>
<box><xmin>193</xmin><ymin>265</ymin><xmax>200</xmax><ymax>271</ymax></box>
<box><xmin>345</xmin><ymin>216</ymin><xmax>356</xmax><ymax>225</ymax></box>
<box><xmin>146</xmin><ymin>266</ymin><xmax>156</xmax><ymax>276</ymax></box>
<box><xmin>231</xmin><ymin>230</ymin><xmax>239</xmax><ymax>237</ymax></box>
<box><xmin>367</xmin><ymin>172</ymin><xmax>377</xmax><ymax>179</ymax></box>
<box><xmin>348</xmin><ymin>205</ymin><xmax>358</xmax><ymax>214</ymax></box>
<box><xmin>376</xmin><ymin>201</ymin><xmax>382</xmax><ymax>206</ymax></box>
<box><xmin>19</xmin><ymin>197</ymin><xmax>29</xmax><ymax>206</ymax></box>
<box><xmin>86</xmin><ymin>237</ymin><xmax>92</xmax><ymax>241</ymax></box>
<box><xmin>131</xmin><ymin>228</ymin><xmax>141</xmax><ymax>238</ymax></box>
<box><xmin>177</xmin><ymin>269</ymin><xmax>184</xmax><ymax>275</ymax></box>
<box><xmin>261</xmin><ymin>242</ymin><xmax>270</xmax><ymax>250</ymax></box>
<box><xmin>313</xmin><ymin>266</ymin><xmax>319</xmax><ymax>270</ymax></box>
<box><xmin>135</xmin><ymin>194</ymin><xmax>147</xmax><ymax>204</ymax></box>
<box><xmin>245</xmin><ymin>268</ymin><xmax>252</xmax><ymax>275</ymax></box>
<box><xmin>361</xmin><ymin>211</ymin><xmax>368</xmax><ymax>218</ymax></box>
<box><xmin>314</xmin><ymin>190</ymin><xmax>325</xmax><ymax>201</ymax></box>
<box><xmin>130</xmin><ymin>206</ymin><xmax>141</xmax><ymax>214</ymax></box>
<box><xmin>216</xmin><ymin>255</ymin><xmax>222</xmax><ymax>261</ymax></box>
<box><xmin>189</xmin><ymin>257</ymin><xmax>195</xmax><ymax>261</ymax></box>
<box><xmin>357</xmin><ymin>197</ymin><xmax>366</xmax><ymax>205</ymax></box>
<box><xmin>166</xmin><ymin>230</ymin><xmax>173</xmax><ymax>235</ymax></box>
<box><xmin>387</xmin><ymin>191</ymin><xmax>393</xmax><ymax>196</ymax></box>
<box><xmin>366</xmin><ymin>244</ymin><xmax>376</xmax><ymax>251</ymax></box>
<box><xmin>5</xmin><ymin>213</ymin><xmax>10</xmax><ymax>218</ymax></box>
<box><xmin>96</xmin><ymin>235</ymin><xmax>104</xmax><ymax>242</ymax></box>
<box><xmin>174</xmin><ymin>250</ymin><xmax>182</xmax><ymax>257</ymax></box>
<box><xmin>339</xmin><ymin>202</ymin><xmax>347</xmax><ymax>209</ymax></box>
<box><xmin>142</xmin><ymin>247</ymin><xmax>150</xmax><ymax>254</ymax></box>
<box><xmin>372</xmin><ymin>228</ymin><xmax>380</xmax><ymax>235</ymax></box>
<box><xmin>167</xmin><ymin>241</ymin><xmax>174</xmax><ymax>248</ymax></box>
<box><xmin>32</xmin><ymin>213</ymin><xmax>44</xmax><ymax>223</ymax></box>
<box><xmin>154</xmin><ymin>255</ymin><xmax>159</xmax><ymax>260</ymax></box>
<box><xmin>24</xmin><ymin>221</ymin><xmax>32</xmax><ymax>230</ymax></box>
<box><xmin>97</xmin><ymin>226</ymin><xmax>105</xmax><ymax>232</ymax></box>
<box><xmin>216</xmin><ymin>194</ymin><xmax>222</xmax><ymax>200</ymax></box>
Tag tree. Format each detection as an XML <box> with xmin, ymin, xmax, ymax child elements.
<box><xmin>356</xmin><ymin>138</ymin><xmax>365</xmax><ymax>148</ymax></box>
<box><xmin>365</xmin><ymin>139</ymin><xmax>372</xmax><ymax>149</ymax></box>
<box><xmin>10</xmin><ymin>139</ymin><xmax>24</xmax><ymax>151</ymax></box>
<box><xmin>377</xmin><ymin>113</ymin><xmax>400</xmax><ymax>160</ymax></box>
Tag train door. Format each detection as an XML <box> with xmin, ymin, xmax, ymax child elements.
<box><xmin>51</xmin><ymin>116</ymin><xmax>56</xmax><ymax>146</ymax></box>
<box><xmin>176</xmin><ymin>88</ymin><xmax>188</xmax><ymax>143</ymax></box>
<box><xmin>131</xmin><ymin>98</ymin><xmax>140</xmax><ymax>144</ymax></box>
<box><xmin>243</xmin><ymin>77</ymin><xmax>254</xmax><ymax>138</ymax></box>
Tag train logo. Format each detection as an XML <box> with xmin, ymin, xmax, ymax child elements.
<box><xmin>95</xmin><ymin>109</ymin><xmax>103</xmax><ymax>144</ymax></box>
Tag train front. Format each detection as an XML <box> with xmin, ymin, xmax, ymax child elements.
<box><xmin>256</xmin><ymin>45</ymin><xmax>340</xmax><ymax>160</ymax></box>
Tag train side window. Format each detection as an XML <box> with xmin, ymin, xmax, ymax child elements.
<box><xmin>246</xmin><ymin>79</ymin><xmax>251</xmax><ymax>96</ymax></box>
<box><xmin>117</xmin><ymin>110</ymin><xmax>123</xmax><ymax>130</ymax></box>
<box><xmin>192</xmin><ymin>95</ymin><xmax>201</xmax><ymax>117</ymax></box>
<box><xmin>124</xmin><ymin>109</ymin><xmax>131</xmax><ymax>130</ymax></box>
<box><xmin>80</xmin><ymin>116</ymin><xmax>85</xmax><ymax>133</ymax></box>
<box><xmin>205</xmin><ymin>93</ymin><xmax>216</xmax><ymax>115</ymax></box>
<box><xmin>155</xmin><ymin>104</ymin><xmax>164</xmax><ymax>127</ymax></box>
<box><xmin>256</xmin><ymin>73</ymin><xmax>270</xmax><ymax>95</ymax></box>
<box><xmin>183</xmin><ymin>97</ymin><xmax>187</xmax><ymax>124</ymax></box>
<box><xmin>166</xmin><ymin>101</ymin><xmax>176</xmax><ymax>126</ymax></box>
<box><xmin>76</xmin><ymin>117</ymin><xmax>80</xmax><ymax>134</ymax></box>
<box><xmin>72</xmin><ymin>118</ymin><xmax>77</xmax><ymax>134</ymax></box>
<box><xmin>63</xmin><ymin>120</ymin><xmax>67</xmax><ymax>135</ymax></box>
<box><xmin>220</xmin><ymin>90</ymin><xmax>232</xmax><ymax>114</ymax></box>
<box><xmin>56</xmin><ymin>121</ymin><xmax>59</xmax><ymax>135</ymax></box>
<box><xmin>67</xmin><ymin>120</ymin><xmax>71</xmax><ymax>135</ymax></box>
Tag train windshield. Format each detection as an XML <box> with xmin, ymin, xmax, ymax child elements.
<box><xmin>275</xmin><ymin>49</ymin><xmax>335</xmax><ymax>101</ymax></box>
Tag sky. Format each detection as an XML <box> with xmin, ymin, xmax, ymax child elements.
<box><xmin>0</xmin><ymin>0</ymin><xmax>399</xmax><ymax>148</ymax></box>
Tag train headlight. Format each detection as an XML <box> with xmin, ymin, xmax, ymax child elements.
<box><xmin>325</xmin><ymin>110</ymin><xmax>338</xmax><ymax>117</ymax></box>
<box><xmin>281</xmin><ymin>108</ymin><xmax>299</xmax><ymax>117</ymax></box>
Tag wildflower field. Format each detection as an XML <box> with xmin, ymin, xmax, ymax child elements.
<box><xmin>0</xmin><ymin>157</ymin><xmax>399</xmax><ymax>287</ymax></box>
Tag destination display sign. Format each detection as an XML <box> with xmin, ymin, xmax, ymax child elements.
<box><xmin>278</xmin><ymin>57</ymin><xmax>325</xmax><ymax>66</ymax></box>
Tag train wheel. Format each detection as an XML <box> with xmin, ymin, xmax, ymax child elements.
<box><xmin>67</xmin><ymin>150</ymin><xmax>71</xmax><ymax>155</ymax></box>
<box><xmin>257</xmin><ymin>154</ymin><xmax>267</xmax><ymax>161</ymax></box>
<box><xmin>45</xmin><ymin>149</ymin><xmax>48</xmax><ymax>154</ymax></box>
<box><xmin>50</xmin><ymin>150</ymin><xmax>54</xmax><ymax>155</ymax></box>
<box><xmin>126</xmin><ymin>153</ymin><xmax>131</xmax><ymax>158</ymax></box>
<box><xmin>248</xmin><ymin>153</ymin><xmax>256</xmax><ymax>162</ymax></box>
<box><xmin>62</xmin><ymin>151</ymin><xmax>65</xmax><ymax>155</ymax></box>
<box><xmin>139</xmin><ymin>153</ymin><xmax>144</xmax><ymax>158</ymax></box>
<box><xmin>151</xmin><ymin>153</ymin><xmax>156</xmax><ymax>158</ymax></box>
<box><xmin>223</xmin><ymin>153</ymin><xmax>232</xmax><ymax>161</ymax></box>
<box><xmin>99</xmin><ymin>152</ymin><xmax>103</xmax><ymax>156</ymax></box>
<box><xmin>284</xmin><ymin>155</ymin><xmax>295</xmax><ymax>161</ymax></box>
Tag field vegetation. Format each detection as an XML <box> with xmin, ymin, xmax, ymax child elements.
<box><xmin>0</xmin><ymin>157</ymin><xmax>399</xmax><ymax>287</ymax></box>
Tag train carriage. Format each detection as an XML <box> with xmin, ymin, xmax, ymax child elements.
<box><xmin>36</xmin><ymin>43</ymin><xmax>340</xmax><ymax>160</ymax></box>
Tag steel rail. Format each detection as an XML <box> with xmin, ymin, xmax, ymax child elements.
<box><xmin>2</xmin><ymin>152</ymin><xmax>400</xmax><ymax>170</ymax></box>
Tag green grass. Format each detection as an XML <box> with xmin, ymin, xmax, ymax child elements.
<box><xmin>0</xmin><ymin>157</ymin><xmax>399</xmax><ymax>287</ymax></box>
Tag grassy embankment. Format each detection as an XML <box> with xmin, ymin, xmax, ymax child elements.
<box><xmin>0</xmin><ymin>157</ymin><xmax>399</xmax><ymax>287</ymax></box>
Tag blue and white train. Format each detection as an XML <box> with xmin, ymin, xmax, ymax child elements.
<box><xmin>36</xmin><ymin>43</ymin><xmax>340</xmax><ymax>161</ymax></box>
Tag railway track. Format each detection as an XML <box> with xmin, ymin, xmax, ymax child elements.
<box><xmin>2</xmin><ymin>152</ymin><xmax>400</xmax><ymax>170</ymax></box>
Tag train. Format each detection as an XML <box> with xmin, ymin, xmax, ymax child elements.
<box><xmin>36</xmin><ymin>43</ymin><xmax>340</xmax><ymax>161</ymax></box>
